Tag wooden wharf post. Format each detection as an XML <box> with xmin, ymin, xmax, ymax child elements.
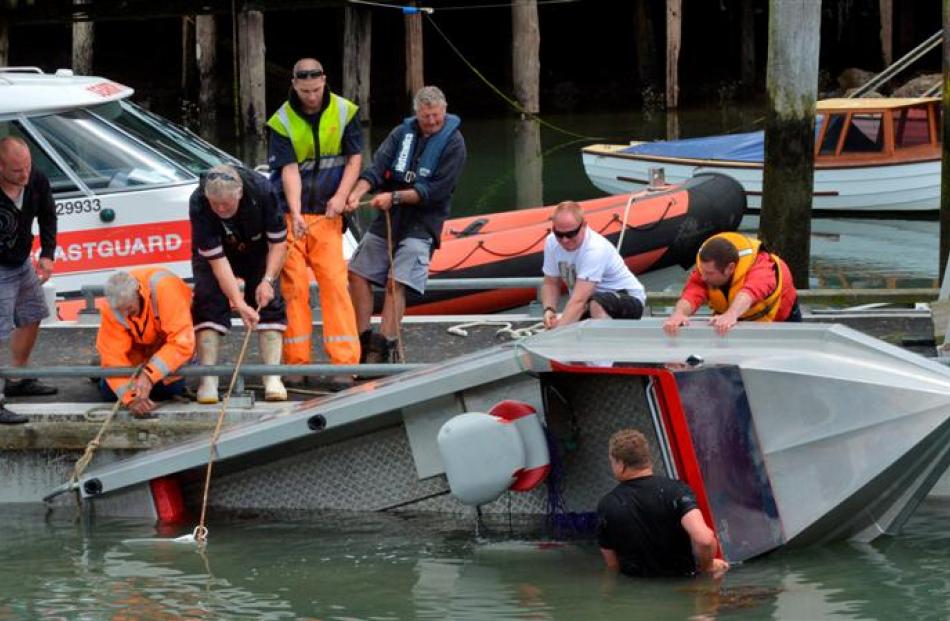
<box><xmin>237</xmin><ymin>7</ymin><xmax>266</xmax><ymax>140</ymax></box>
<box><xmin>405</xmin><ymin>1</ymin><xmax>424</xmax><ymax>103</ymax></box>
<box><xmin>71</xmin><ymin>1</ymin><xmax>93</xmax><ymax>75</ymax></box>
<box><xmin>665</xmin><ymin>0</ymin><xmax>681</xmax><ymax>110</ymax></box>
<box><xmin>0</xmin><ymin>14</ymin><xmax>8</xmax><ymax>67</ymax></box>
<box><xmin>512</xmin><ymin>0</ymin><xmax>542</xmax><ymax>209</ymax></box>
<box><xmin>759</xmin><ymin>0</ymin><xmax>821</xmax><ymax>290</ymax></box>
<box><xmin>880</xmin><ymin>0</ymin><xmax>894</xmax><ymax>67</ymax></box>
<box><xmin>196</xmin><ymin>14</ymin><xmax>218</xmax><ymax>142</ymax></box>
<box><xmin>343</xmin><ymin>5</ymin><xmax>372</xmax><ymax>124</ymax></box>
<box><xmin>740</xmin><ymin>0</ymin><xmax>755</xmax><ymax>95</ymax></box>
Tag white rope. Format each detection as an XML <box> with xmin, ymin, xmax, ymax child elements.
<box><xmin>447</xmin><ymin>320</ymin><xmax>545</xmax><ymax>340</ymax></box>
<box><xmin>615</xmin><ymin>189</ymin><xmax>639</xmax><ymax>252</ymax></box>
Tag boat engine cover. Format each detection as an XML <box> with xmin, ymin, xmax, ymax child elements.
<box><xmin>437</xmin><ymin>412</ymin><xmax>526</xmax><ymax>506</ymax></box>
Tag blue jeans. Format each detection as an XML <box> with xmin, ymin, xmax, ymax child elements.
<box><xmin>98</xmin><ymin>377</ymin><xmax>186</xmax><ymax>402</ymax></box>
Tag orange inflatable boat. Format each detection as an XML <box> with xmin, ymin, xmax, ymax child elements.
<box><xmin>399</xmin><ymin>172</ymin><xmax>746</xmax><ymax>314</ymax></box>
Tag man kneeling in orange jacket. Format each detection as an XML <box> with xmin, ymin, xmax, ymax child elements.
<box><xmin>97</xmin><ymin>268</ymin><xmax>195</xmax><ymax>418</ymax></box>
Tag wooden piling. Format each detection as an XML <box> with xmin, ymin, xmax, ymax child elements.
<box><xmin>196</xmin><ymin>14</ymin><xmax>218</xmax><ymax>142</ymax></box>
<box><xmin>759</xmin><ymin>0</ymin><xmax>821</xmax><ymax>289</ymax></box>
<box><xmin>879</xmin><ymin>0</ymin><xmax>893</xmax><ymax>66</ymax></box>
<box><xmin>405</xmin><ymin>1</ymin><xmax>424</xmax><ymax>102</ymax></box>
<box><xmin>665</xmin><ymin>0</ymin><xmax>681</xmax><ymax>109</ymax></box>
<box><xmin>740</xmin><ymin>0</ymin><xmax>755</xmax><ymax>94</ymax></box>
<box><xmin>0</xmin><ymin>14</ymin><xmax>8</xmax><ymax>67</ymax></box>
<box><xmin>71</xmin><ymin>11</ymin><xmax>94</xmax><ymax>75</ymax></box>
<box><xmin>940</xmin><ymin>0</ymin><xmax>950</xmax><ymax>281</ymax></box>
<box><xmin>514</xmin><ymin>119</ymin><xmax>543</xmax><ymax>209</ymax></box>
<box><xmin>512</xmin><ymin>0</ymin><xmax>540</xmax><ymax>116</ymax></box>
<box><xmin>343</xmin><ymin>5</ymin><xmax>372</xmax><ymax>123</ymax></box>
<box><xmin>634</xmin><ymin>0</ymin><xmax>657</xmax><ymax>92</ymax></box>
<box><xmin>237</xmin><ymin>8</ymin><xmax>266</xmax><ymax>139</ymax></box>
<box><xmin>181</xmin><ymin>16</ymin><xmax>196</xmax><ymax>95</ymax></box>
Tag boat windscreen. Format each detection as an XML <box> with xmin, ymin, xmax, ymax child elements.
<box><xmin>27</xmin><ymin>109</ymin><xmax>192</xmax><ymax>193</ymax></box>
<box><xmin>105</xmin><ymin>101</ymin><xmax>243</xmax><ymax>175</ymax></box>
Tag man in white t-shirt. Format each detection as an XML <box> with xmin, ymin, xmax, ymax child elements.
<box><xmin>540</xmin><ymin>200</ymin><xmax>646</xmax><ymax>329</ymax></box>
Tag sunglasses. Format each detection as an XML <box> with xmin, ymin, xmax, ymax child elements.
<box><xmin>294</xmin><ymin>69</ymin><xmax>325</xmax><ymax>79</ymax></box>
<box><xmin>207</xmin><ymin>171</ymin><xmax>237</xmax><ymax>182</ymax></box>
<box><xmin>553</xmin><ymin>222</ymin><xmax>584</xmax><ymax>240</ymax></box>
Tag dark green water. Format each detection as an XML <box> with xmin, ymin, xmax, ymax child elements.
<box><xmin>3</xmin><ymin>500</ymin><xmax>950</xmax><ymax>620</ymax></box>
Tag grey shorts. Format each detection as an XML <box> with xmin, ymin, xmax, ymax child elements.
<box><xmin>348</xmin><ymin>233</ymin><xmax>432</xmax><ymax>295</ymax></box>
<box><xmin>0</xmin><ymin>260</ymin><xmax>49</xmax><ymax>341</ymax></box>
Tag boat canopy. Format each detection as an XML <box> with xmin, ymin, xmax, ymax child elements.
<box><xmin>621</xmin><ymin>131</ymin><xmax>766</xmax><ymax>162</ymax></box>
<box><xmin>620</xmin><ymin>118</ymin><xmax>826</xmax><ymax>163</ymax></box>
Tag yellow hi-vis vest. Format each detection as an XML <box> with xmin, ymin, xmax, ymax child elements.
<box><xmin>266</xmin><ymin>92</ymin><xmax>358</xmax><ymax>169</ymax></box>
<box><xmin>699</xmin><ymin>232</ymin><xmax>784</xmax><ymax>322</ymax></box>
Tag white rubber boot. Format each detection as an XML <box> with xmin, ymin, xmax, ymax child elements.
<box><xmin>259</xmin><ymin>330</ymin><xmax>287</xmax><ymax>401</ymax></box>
<box><xmin>196</xmin><ymin>330</ymin><xmax>220</xmax><ymax>404</ymax></box>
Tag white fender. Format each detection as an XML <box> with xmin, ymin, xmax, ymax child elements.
<box><xmin>437</xmin><ymin>412</ymin><xmax>525</xmax><ymax>506</ymax></box>
<box><xmin>489</xmin><ymin>401</ymin><xmax>551</xmax><ymax>491</ymax></box>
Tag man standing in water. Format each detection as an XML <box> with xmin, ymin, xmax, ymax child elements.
<box><xmin>598</xmin><ymin>428</ymin><xmax>729</xmax><ymax>578</ymax></box>
<box><xmin>0</xmin><ymin>136</ymin><xmax>58</xmax><ymax>424</ymax></box>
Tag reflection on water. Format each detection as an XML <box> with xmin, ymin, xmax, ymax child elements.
<box><xmin>3</xmin><ymin>499</ymin><xmax>950</xmax><ymax>620</ymax></box>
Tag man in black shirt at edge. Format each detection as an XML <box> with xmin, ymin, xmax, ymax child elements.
<box><xmin>597</xmin><ymin>429</ymin><xmax>730</xmax><ymax>579</ymax></box>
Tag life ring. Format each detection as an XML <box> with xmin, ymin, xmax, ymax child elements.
<box><xmin>489</xmin><ymin>400</ymin><xmax>551</xmax><ymax>492</ymax></box>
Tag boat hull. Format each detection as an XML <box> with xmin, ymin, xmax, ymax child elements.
<box><xmin>582</xmin><ymin>147</ymin><xmax>940</xmax><ymax>213</ymax></box>
<box><xmin>71</xmin><ymin>320</ymin><xmax>950</xmax><ymax>563</ymax></box>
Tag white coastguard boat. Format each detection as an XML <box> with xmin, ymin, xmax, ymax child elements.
<box><xmin>582</xmin><ymin>97</ymin><xmax>941</xmax><ymax>214</ymax></box>
<box><xmin>54</xmin><ymin>320</ymin><xmax>950</xmax><ymax>564</ymax></box>
<box><xmin>0</xmin><ymin>67</ymin><xmax>246</xmax><ymax>295</ymax></box>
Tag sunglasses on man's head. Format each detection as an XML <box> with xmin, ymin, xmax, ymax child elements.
<box><xmin>294</xmin><ymin>69</ymin><xmax>325</xmax><ymax>79</ymax></box>
<box><xmin>207</xmin><ymin>171</ymin><xmax>237</xmax><ymax>182</ymax></box>
<box><xmin>553</xmin><ymin>222</ymin><xmax>584</xmax><ymax>240</ymax></box>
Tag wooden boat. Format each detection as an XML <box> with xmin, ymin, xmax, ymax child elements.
<box><xmin>582</xmin><ymin>97</ymin><xmax>941</xmax><ymax>214</ymax></box>
<box><xmin>59</xmin><ymin>320</ymin><xmax>950</xmax><ymax>563</ymax></box>
<box><xmin>401</xmin><ymin>172</ymin><xmax>746</xmax><ymax>314</ymax></box>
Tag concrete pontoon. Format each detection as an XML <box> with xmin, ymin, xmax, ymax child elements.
<box><xmin>59</xmin><ymin>319</ymin><xmax>950</xmax><ymax>563</ymax></box>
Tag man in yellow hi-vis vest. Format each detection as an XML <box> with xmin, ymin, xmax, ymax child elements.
<box><xmin>267</xmin><ymin>58</ymin><xmax>362</xmax><ymax>387</ymax></box>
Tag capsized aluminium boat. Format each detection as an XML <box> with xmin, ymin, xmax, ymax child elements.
<box><xmin>401</xmin><ymin>172</ymin><xmax>745</xmax><ymax>314</ymax></box>
<box><xmin>582</xmin><ymin>97</ymin><xmax>941</xmax><ymax>214</ymax></box>
<box><xmin>62</xmin><ymin>320</ymin><xmax>950</xmax><ymax>563</ymax></box>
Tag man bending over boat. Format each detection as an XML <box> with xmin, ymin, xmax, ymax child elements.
<box><xmin>540</xmin><ymin>201</ymin><xmax>646</xmax><ymax>329</ymax></box>
<box><xmin>663</xmin><ymin>232</ymin><xmax>800</xmax><ymax>337</ymax></box>
<box><xmin>347</xmin><ymin>86</ymin><xmax>466</xmax><ymax>363</ymax></box>
<box><xmin>0</xmin><ymin>136</ymin><xmax>58</xmax><ymax>425</ymax></box>
<box><xmin>189</xmin><ymin>164</ymin><xmax>289</xmax><ymax>403</ymax></box>
<box><xmin>598</xmin><ymin>428</ymin><xmax>729</xmax><ymax>579</ymax></box>
<box><xmin>97</xmin><ymin>269</ymin><xmax>195</xmax><ymax>418</ymax></box>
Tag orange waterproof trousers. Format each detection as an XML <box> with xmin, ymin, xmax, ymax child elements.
<box><xmin>280</xmin><ymin>214</ymin><xmax>360</xmax><ymax>365</ymax></box>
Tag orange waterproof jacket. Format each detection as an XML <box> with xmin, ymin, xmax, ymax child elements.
<box><xmin>96</xmin><ymin>268</ymin><xmax>195</xmax><ymax>404</ymax></box>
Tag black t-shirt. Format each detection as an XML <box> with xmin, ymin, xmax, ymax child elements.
<box><xmin>597</xmin><ymin>475</ymin><xmax>700</xmax><ymax>577</ymax></box>
<box><xmin>189</xmin><ymin>168</ymin><xmax>286</xmax><ymax>264</ymax></box>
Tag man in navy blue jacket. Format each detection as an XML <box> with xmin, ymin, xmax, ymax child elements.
<box><xmin>0</xmin><ymin>137</ymin><xmax>58</xmax><ymax>424</ymax></box>
<box><xmin>346</xmin><ymin>86</ymin><xmax>466</xmax><ymax>363</ymax></box>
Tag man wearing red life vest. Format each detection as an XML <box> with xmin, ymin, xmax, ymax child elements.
<box><xmin>663</xmin><ymin>232</ymin><xmax>800</xmax><ymax>337</ymax></box>
<box><xmin>97</xmin><ymin>268</ymin><xmax>195</xmax><ymax>417</ymax></box>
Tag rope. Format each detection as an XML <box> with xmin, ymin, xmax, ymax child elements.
<box><xmin>424</xmin><ymin>14</ymin><xmax>603</xmax><ymax>142</ymax></box>
<box><xmin>447</xmin><ymin>320</ymin><xmax>545</xmax><ymax>340</ymax></box>
<box><xmin>68</xmin><ymin>368</ymin><xmax>145</xmax><ymax>511</ymax></box>
<box><xmin>384</xmin><ymin>210</ymin><xmax>406</xmax><ymax>364</ymax></box>
<box><xmin>192</xmin><ymin>313</ymin><xmax>258</xmax><ymax>546</ymax></box>
<box><xmin>346</xmin><ymin>0</ymin><xmax>434</xmax><ymax>14</ymax></box>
